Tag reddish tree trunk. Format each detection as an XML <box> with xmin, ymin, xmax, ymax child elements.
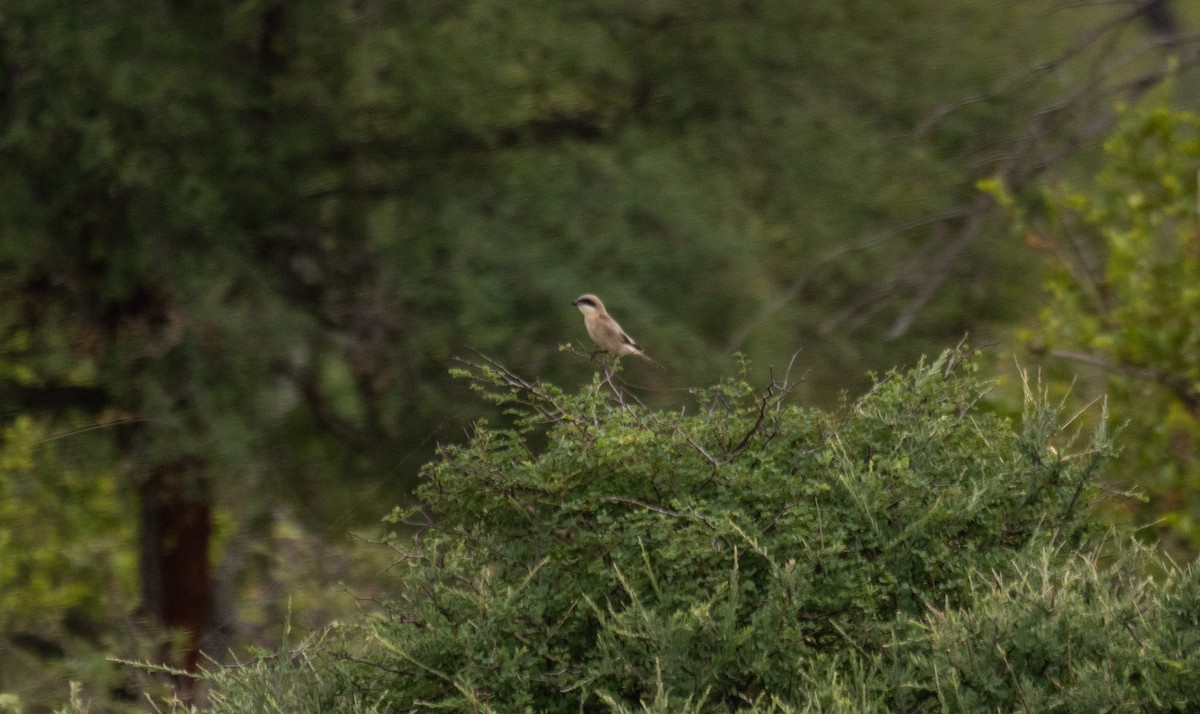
<box><xmin>139</xmin><ymin>457</ymin><xmax>212</xmax><ymax>703</ymax></box>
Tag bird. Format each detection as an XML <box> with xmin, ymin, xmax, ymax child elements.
<box><xmin>572</xmin><ymin>293</ymin><xmax>665</xmax><ymax>370</ymax></box>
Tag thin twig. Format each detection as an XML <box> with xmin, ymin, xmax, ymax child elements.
<box><xmin>601</xmin><ymin>495</ymin><xmax>717</xmax><ymax>529</ymax></box>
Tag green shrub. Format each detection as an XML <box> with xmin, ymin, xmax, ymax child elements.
<box><xmin>0</xmin><ymin>416</ymin><xmax>146</xmax><ymax>711</ymax></box>
<box><xmin>204</xmin><ymin>350</ymin><xmax>1199</xmax><ymax>712</ymax></box>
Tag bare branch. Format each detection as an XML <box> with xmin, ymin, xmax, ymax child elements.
<box><xmin>724</xmin><ymin>207</ymin><xmax>972</xmax><ymax>353</ymax></box>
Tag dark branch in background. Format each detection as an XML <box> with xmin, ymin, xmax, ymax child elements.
<box><xmin>727</xmin><ymin>2</ymin><xmax>1200</xmax><ymax>347</ymax></box>
<box><xmin>1140</xmin><ymin>0</ymin><xmax>1180</xmax><ymax>36</ymax></box>
<box><xmin>286</xmin><ymin>367</ymin><xmax>376</xmax><ymax>449</ymax></box>
<box><xmin>883</xmin><ymin>26</ymin><xmax>1200</xmax><ymax>341</ymax></box>
<box><xmin>884</xmin><ymin>194</ymin><xmax>992</xmax><ymax>340</ymax></box>
<box><xmin>0</xmin><ymin>384</ymin><xmax>110</xmax><ymax>417</ymax></box>
<box><xmin>304</xmin><ymin>110</ymin><xmax>620</xmax><ymax>202</ymax></box>
<box><xmin>722</xmin><ymin>207</ymin><xmax>972</xmax><ymax>354</ymax></box>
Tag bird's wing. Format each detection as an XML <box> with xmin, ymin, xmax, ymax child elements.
<box><xmin>599</xmin><ymin>314</ymin><xmax>639</xmax><ymax>349</ymax></box>
<box><xmin>618</xmin><ymin>329</ymin><xmax>641</xmax><ymax>350</ymax></box>
<box><xmin>603</xmin><ymin>316</ymin><xmax>664</xmax><ymax>369</ymax></box>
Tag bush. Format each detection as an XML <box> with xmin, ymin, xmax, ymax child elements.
<box><xmin>203</xmin><ymin>350</ymin><xmax>1200</xmax><ymax>712</ymax></box>
<box><xmin>0</xmin><ymin>416</ymin><xmax>148</xmax><ymax>712</ymax></box>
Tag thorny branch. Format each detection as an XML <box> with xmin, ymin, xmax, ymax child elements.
<box><xmin>601</xmin><ymin>496</ymin><xmax>717</xmax><ymax>529</ymax></box>
<box><xmin>723</xmin><ymin>350</ymin><xmax>806</xmax><ymax>460</ymax></box>
<box><xmin>454</xmin><ymin>352</ymin><xmax>590</xmax><ymax>427</ymax></box>
<box><xmin>562</xmin><ymin>343</ymin><xmax>651</xmax><ymax>414</ymax></box>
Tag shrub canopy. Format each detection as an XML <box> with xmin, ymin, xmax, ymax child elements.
<box><xmin>206</xmin><ymin>351</ymin><xmax>1200</xmax><ymax>712</ymax></box>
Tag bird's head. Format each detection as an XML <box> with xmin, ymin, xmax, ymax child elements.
<box><xmin>572</xmin><ymin>293</ymin><xmax>604</xmax><ymax>315</ymax></box>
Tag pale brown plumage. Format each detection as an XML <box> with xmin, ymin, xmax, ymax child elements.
<box><xmin>572</xmin><ymin>293</ymin><xmax>665</xmax><ymax>370</ymax></box>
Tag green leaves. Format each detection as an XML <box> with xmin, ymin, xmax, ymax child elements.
<box><xmin>0</xmin><ymin>417</ymin><xmax>135</xmax><ymax>630</ymax></box>
<box><xmin>1020</xmin><ymin>103</ymin><xmax>1200</xmax><ymax>553</ymax></box>
<box><xmin>0</xmin><ymin>417</ymin><xmax>142</xmax><ymax>708</ymax></box>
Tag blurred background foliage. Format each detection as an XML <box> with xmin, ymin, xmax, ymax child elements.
<box><xmin>1</xmin><ymin>0</ymin><xmax>1200</xmax><ymax>708</ymax></box>
<box><xmin>999</xmin><ymin>101</ymin><xmax>1200</xmax><ymax>559</ymax></box>
<box><xmin>0</xmin><ymin>416</ymin><xmax>143</xmax><ymax>706</ymax></box>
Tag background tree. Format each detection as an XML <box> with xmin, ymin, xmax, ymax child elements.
<box><xmin>1002</xmin><ymin>100</ymin><xmax>1200</xmax><ymax>557</ymax></box>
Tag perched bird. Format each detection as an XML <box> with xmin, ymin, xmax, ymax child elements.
<box><xmin>572</xmin><ymin>293</ymin><xmax>665</xmax><ymax>370</ymax></box>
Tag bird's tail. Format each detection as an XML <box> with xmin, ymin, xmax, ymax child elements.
<box><xmin>636</xmin><ymin>351</ymin><xmax>666</xmax><ymax>371</ymax></box>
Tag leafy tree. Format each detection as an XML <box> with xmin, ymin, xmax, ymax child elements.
<box><xmin>197</xmin><ymin>351</ymin><xmax>1200</xmax><ymax>712</ymax></box>
<box><xmin>999</xmin><ymin>101</ymin><xmax>1200</xmax><ymax>556</ymax></box>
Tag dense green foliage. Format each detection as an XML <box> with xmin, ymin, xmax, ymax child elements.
<box><xmin>0</xmin><ymin>0</ymin><xmax>1146</xmax><ymax>523</ymax></box>
<box><xmin>0</xmin><ymin>417</ymin><xmax>143</xmax><ymax>706</ymax></box>
<box><xmin>1002</xmin><ymin>102</ymin><xmax>1200</xmax><ymax>555</ymax></box>
<box><xmin>200</xmin><ymin>353</ymin><xmax>1200</xmax><ymax>712</ymax></box>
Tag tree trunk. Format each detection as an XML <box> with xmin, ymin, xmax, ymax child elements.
<box><xmin>138</xmin><ymin>457</ymin><xmax>212</xmax><ymax>704</ymax></box>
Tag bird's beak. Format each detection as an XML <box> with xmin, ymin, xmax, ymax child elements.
<box><xmin>571</xmin><ymin>300</ymin><xmax>578</xmax><ymax>306</ymax></box>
